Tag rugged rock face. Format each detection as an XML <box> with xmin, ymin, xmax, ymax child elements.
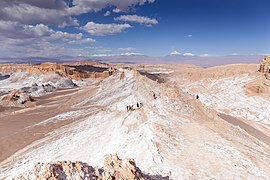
<box><xmin>0</xmin><ymin>89</ymin><xmax>34</xmax><ymax>107</ymax></box>
<box><xmin>0</xmin><ymin>64</ymin><xmax>31</xmax><ymax>74</ymax></box>
<box><xmin>0</xmin><ymin>62</ymin><xmax>116</xmax><ymax>80</ymax></box>
<box><xmin>102</xmin><ymin>154</ymin><xmax>144</xmax><ymax>179</ymax></box>
<box><xmin>15</xmin><ymin>154</ymin><xmax>168</xmax><ymax>180</ymax></box>
<box><xmin>62</xmin><ymin>61</ymin><xmax>109</xmax><ymax>68</ymax></box>
<box><xmin>259</xmin><ymin>56</ymin><xmax>270</xmax><ymax>79</ymax></box>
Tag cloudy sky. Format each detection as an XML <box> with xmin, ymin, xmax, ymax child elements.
<box><xmin>0</xmin><ymin>0</ymin><xmax>270</xmax><ymax>57</ymax></box>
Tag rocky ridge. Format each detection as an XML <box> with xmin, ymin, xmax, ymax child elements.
<box><xmin>15</xmin><ymin>154</ymin><xmax>168</xmax><ymax>180</ymax></box>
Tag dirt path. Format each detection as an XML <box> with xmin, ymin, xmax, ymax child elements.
<box><xmin>219</xmin><ymin>113</ymin><xmax>270</xmax><ymax>146</ymax></box>
<box><xmin>0</xmin><ymin>88</ymin><xmax>80</xmax><ymax>162</ymax></box>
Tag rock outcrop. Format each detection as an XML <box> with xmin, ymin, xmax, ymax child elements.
<box><xmin>14</xmin><ymin>154</ymin><xmax>169</xmax><ymax>180</ymax></box>
<box><xmin>0</xmin><ymin>89</ymin><xmax>34</xmax><ymax>107</ymax></box>
<box><xmin>259</xmin><ymin>56</ymin><xmax>270</xmax><ymax>79</ymax></box>
<box><xmin>102</xmin><ymin>154</ymin><xmax>144</xmax><ymax>179</ymax></box>
<box><xmin>0</xmin><ymin>62</ymin><xmax>117</xmax><ymax>80</ymax></box>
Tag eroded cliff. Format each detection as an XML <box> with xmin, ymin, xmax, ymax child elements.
<box><xmin>0</xmin><ymin>62</ymin><xmax>116</xmax><ymax>80</ymax></box>
<box><xmin>259</xmin><ymin>56</ymin><xmax>270</xmax><ymax>79</ymax></box>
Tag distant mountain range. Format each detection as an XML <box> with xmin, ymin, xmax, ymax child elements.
<box><xmin>0</xmin><ymin>54</ymin><xmax>264</xmax><ymax>67</ymax></box>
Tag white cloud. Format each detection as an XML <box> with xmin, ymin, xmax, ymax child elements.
<box><xmin>91</xmin><ymin>52</ymin><xmax>143</xmax><ymax>57</ymax></box>
<box><xmin>0</xmin><ymin>20</ymin><xmax>53</xmax><ymax>39</ymax></box>
<box><xmin>68</xmin><ymin>0</ymin><xmax>156</xmax><ymax>16</ymax></box>
<box><xmin>0</xmin><ymin>0</ymin><xmax>156</xmax><ymax>57</ymax></box>
<box><xmin>170</xmin><ymin>50</ymin><xmax>181</xmax><ymax>55</ymax></box>
<box><xmin>118</xmin><ymin>47</ymin><xmax>136</xmax><ymax>51</ymax></box>
<box><xmin>121</xmin><ymin>52</ymin><xmax>143</xmax><ymax>56</ymax></box>
<box><xmin>0</xmin><ymin>0</ymin><xmax>156</xmax><ymax>26</ymax></box>
<box><xmin>81</xmin><ymin>21</ymin><xmax>132</xmax><ymax>36</ymax></box>
<box><xmin>113</xmin><ymin>8</ymin><xmax>122</xmax><ymax>13</ymax></box>
<box><xmin>183</xmin><ymin>52</ymin><xmax>195</xmax><ymax>56</ymax></box>
<box><xmin>50</xmin><ymin>32</ymin><xmax>83</xmax><ymax>41</ymax></box>
<box><xmin>104</xmin><ymin>11</ymin><xmax>111</xmax><ymax>16</ymax></box>
<box><xmin>0</xmin><ymin>21</ymin><xmax>92</xmax><ymax>43</ymax></box>
<box><xmin>68</xmin><ymin>38</ymin><xmax>96</xmax><ymax>44</ymax></box>
<box><xmin>187</xmin><ymin>34</ymin><xmax>193</xmax><ymax>38</ymax></box>
<box><xmin>0</xmin><ymin>21</ymin><xmax>96</xmax><ymax>57</ymax></box>
<box><xmin>0</xmin><ymin>2</ymin><xmax>78</xmax><ymax>26</ymax></box>
<box><xmin>115</xmin><ymin>15</ymin><xmax>158</xmax><ymax>27</ymax></box>
<box><xmin>0</xmin><ymin>36</ymin><xmax>86</xmax><ymax>57</ymax></box>
<box><xmin>170</xmin><ymin>51</ymin><xmax>195</xmax><ymax>56</ymax></box>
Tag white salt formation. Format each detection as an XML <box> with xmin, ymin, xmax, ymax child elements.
<box><xmin>0</xmin><ymin>64</ymin><xmax>270</xmax><ymax>179</ymax></box>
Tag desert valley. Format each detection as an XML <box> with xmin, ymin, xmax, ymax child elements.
<box><xmin>0</xmin><ymin>57</ymin><xmax>270</xmax><ymax>179</ymax></box>
<box><xmin>1</xmin><ymin>0</ymin><xmax>270</xmax><ymax>179</ymax></box>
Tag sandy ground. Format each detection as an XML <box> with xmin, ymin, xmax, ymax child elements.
<box><xmin>0</xmin><ymin>88</ymin><xmax>82</xmax><ymax>162</ymax></box>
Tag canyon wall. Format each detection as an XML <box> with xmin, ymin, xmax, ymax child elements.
<box><xmin>0</xmin><ymin>62</ymin><xmax>116</xmax><ymax>80</ymax></box>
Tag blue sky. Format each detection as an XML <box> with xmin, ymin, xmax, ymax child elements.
<box><xmin>0</xmin><ymin>0</ymin><xmax>269</xmax><ymax>57</ymax></box>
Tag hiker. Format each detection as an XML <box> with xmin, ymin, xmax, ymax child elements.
<box><xmin>196</xmin><ymin>95</ymin><xmax>199</xmax><ymax>99</ymax></box>
<box><xmin>137</xmin><ymin>102</ymin><xmax>139</xmax><ymax>109</ymax></box>
<box><xmin>153</xmin><ymin>93</ymin><xmax>157</xmax><ymax>99</ymax></box>
<box><xmin>127</xmin><ymin>106</ymin><xmax>129</xmax><ymax>111</ymax></box>
<box><xmin>140</xmin><ymin>102</ymin><xmax>143</xmax><ymax>107</ymax></box>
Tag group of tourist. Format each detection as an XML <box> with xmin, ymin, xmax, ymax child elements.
<box><xmin>126</xmin><ymin>91</ymin><xmax>158</xmax><ymax>112</ymax></box>
<box><xmin>126</xmin><ymin>102</ymin><xmax>144</xmax><ymax>112</ymax></box>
